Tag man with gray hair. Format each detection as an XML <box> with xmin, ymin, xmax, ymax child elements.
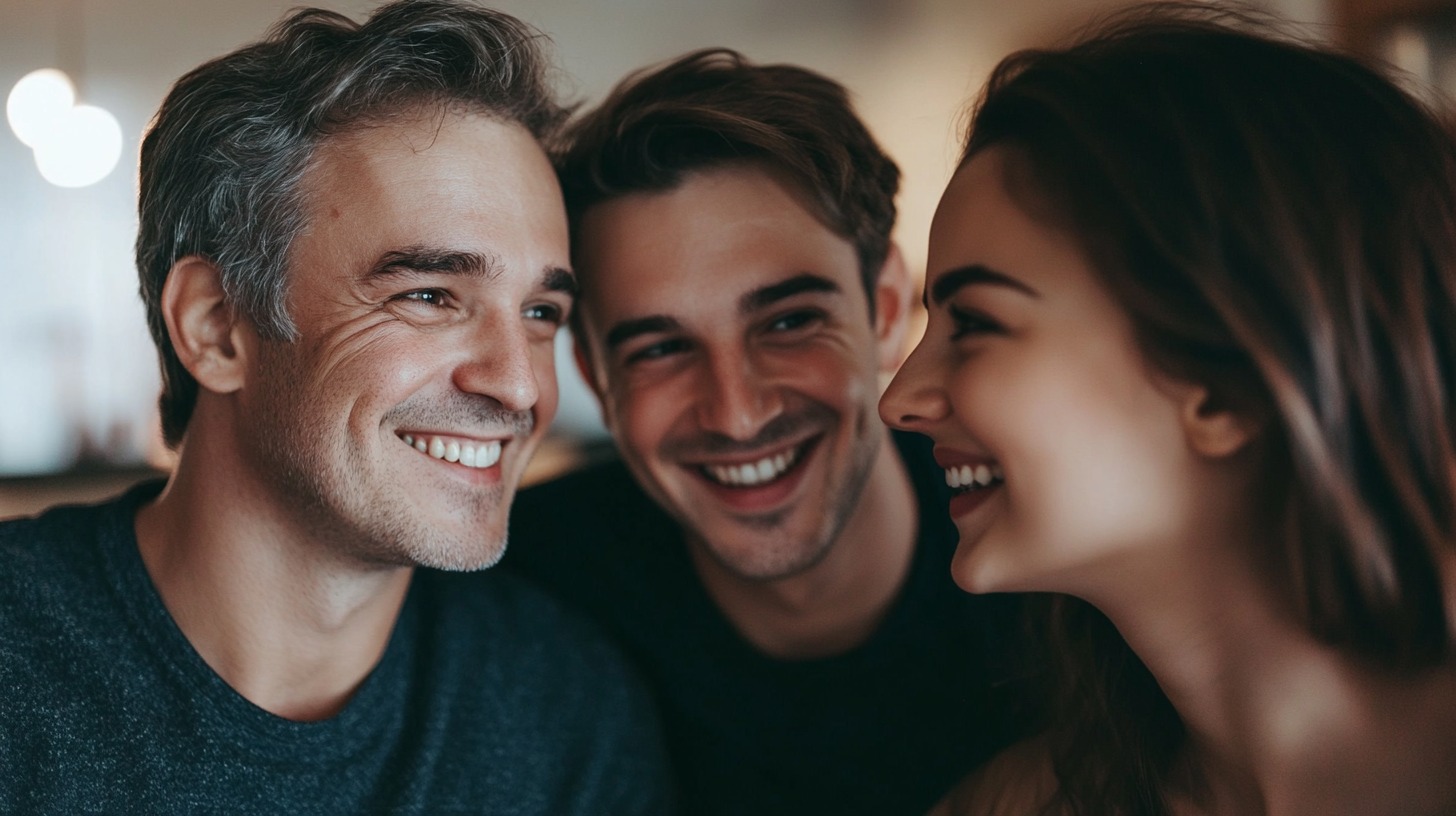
<box><xmin>0</xmin><ymin>2</ymin><xmax>669</xmax><ymax>812</ymax></box>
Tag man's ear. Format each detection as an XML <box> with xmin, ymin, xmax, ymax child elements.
<box><xmin>571</xmin><ymin>330</ymin><xmax>608</xmax><ymax>401</ymax></box>
<box><xmin>571</xmin><ymin>329</ymin><xmax>620</xmax><ymax>433</ymax></box>
<box><xmin>1180</xmin><ymin>383</ymin><xmax>1259</xmax><ymax>459</ymax></box>
<box><xmin>873</xmin><ymin>242</ymin><xmax>914</xmax><ymax>374</ymax></box>
<box><xmin>161</xmin><ymin>256</ymin><xmax>250</xmax><ymax>395</ymax></box>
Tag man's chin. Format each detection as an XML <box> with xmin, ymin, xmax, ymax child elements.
<box><xmin>408</xmin><ymin>539</ymin><xmax>506</xmax><ymax>572</ymax></box>
<box><xmin>381</xmin><ymin>514</ymin><xmax>510</xmax><ymax>572</ymax></box>
<box><xmin>692</xmin><ymin>525</ymin><xmax>834</xmax><ymax>583</ymax></box>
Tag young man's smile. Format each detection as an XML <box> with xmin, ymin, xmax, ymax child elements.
<box><xmin>575</xmin><ymin>164</ymin><xmax>892</xmax><ymax>580</ymax></box>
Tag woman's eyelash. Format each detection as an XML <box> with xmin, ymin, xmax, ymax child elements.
<box><xmin>948</xmin><ymin>306</ymin><xmax>1002</xmax><ymax>338</ymax></box>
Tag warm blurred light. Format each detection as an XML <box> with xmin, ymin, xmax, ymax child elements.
<box><xmin>1383</xmin><ymin>25</ymin><xmax>1431</xmax><ymax>81</ymax></box>
<box><xmin>6</xmin><ymin>68</ymin><xmax>76</xmax><ymax>148</ymax></box>
<box><xmin>7</xmin><ymin>68</ymin><xmax>122</xmax><ymax>188</ymax></box>
<box><xmin>32</xmin><ymin>104</ymin><xmax>122</xmax><ymax>188</ymax></box>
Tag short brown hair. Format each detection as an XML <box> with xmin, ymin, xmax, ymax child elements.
<box><xmin>556</xmin><ymin>48</ymin><xmax>899</xmax><ymax>306</ymax></box>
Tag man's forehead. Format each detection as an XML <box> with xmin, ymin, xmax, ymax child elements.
<box><xmin>283</xmin><ymin>111</ymin><xmax>568</xmax><ymax>292</ymax></box>
<box><xmin>572</xmin><ymin>165</ymin><xmax>818</xmax><ymax>255</ymax></box>
<box><xmin>569</xmin><ymin>163</ymin><xmax>861</xmax><ymax>349</ymax></box>
<box><xmin>307</xmin><ymin>114</ymin><xmax>503</xmax><ymax>194</ymax></box>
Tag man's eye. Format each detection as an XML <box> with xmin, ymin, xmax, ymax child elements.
<box><xmin>767</xmin><ymin>310</ymin><xmax>821</xmax><ymax>333</ymax></box>
<box><xmin>524</xmin><ymin>303</ymin><xmax>566</xmax><ymax>325</ymax></box>
<box><xmin>398</xmin><ymin>289</ymin><xmax>449</xmax><ymax>307</ymax></box>
<box><xmin>949</xmin><ymin>306</ymin><xmax>1003</xmax><ymax>339</ymax></box>
<box><xmin>625</xmin><ymin>338</ymin><xmax>690</xmax><ymax>364</ymax></box>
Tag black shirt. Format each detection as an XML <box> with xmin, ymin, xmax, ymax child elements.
<box><xmin>503</xmin><ymin>431</ymin><xmax>1027</xmax><ymax>816</ymax></box>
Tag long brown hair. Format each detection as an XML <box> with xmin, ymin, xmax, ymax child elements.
<box><xmin>961</xmin><ymin>4</ymin><xmax>1456</xmax><ymax>812</ymax></box>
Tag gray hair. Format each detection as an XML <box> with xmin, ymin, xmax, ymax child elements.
<box><xmin>136</xmin><ymin>0</ymin><xmax>566</xmax><ymax>447</ymax></box>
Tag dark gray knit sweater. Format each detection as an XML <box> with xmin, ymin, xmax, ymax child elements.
<box><xmin>0</xmin><ymin>481</ymin><xmax>671</xmax><ymax>815</ymax></box>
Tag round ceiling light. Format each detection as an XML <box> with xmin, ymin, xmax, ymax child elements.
<box><xmin>7</xmin><ymin>68</ymin><xmax>76</xmax><ymax>148</ymax></box>
<box><xmin>32</xmin><ymin>104</ymin><xmax>122</xmax><ymax>188</ymax></box>
<box><xmin>7</xmin><ymin>68</ymin><xmax>122</xmax><ymax>188</ymax></box>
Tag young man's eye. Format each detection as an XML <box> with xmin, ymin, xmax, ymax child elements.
<box><xmin>767</xmin><ymin>310</ymin><xmax>822</xmax><ymax>333</ymax></box>
<box><xmin>949</xmin><ymin>306</ymin><xmax>1003</xmax><ymax>339</ymax></box>
<box><xmin>625</xmin><ymin>338</ymin><xmax>690</xmax><ymax>365</ymax></box>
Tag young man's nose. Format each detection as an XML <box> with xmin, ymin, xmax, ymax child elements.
<box><xmin>694</xmin><ymin>351</ymin><xmax>784</xmax><ymax>441</ymax></box>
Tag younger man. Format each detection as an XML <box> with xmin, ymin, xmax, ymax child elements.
<box><xmin>506</xmin><ymin>49</ymin><xmax>1026</xmax><ymax>816</ymax></box>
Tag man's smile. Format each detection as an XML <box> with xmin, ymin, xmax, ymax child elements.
<box><xmin>398</xmin><ymin>432</ymin><xmax>505</xmax><ymax>469</ymax></box>
<box><xmin>691</xmin><ymin>436</ymin><xmax>815</xmax><ymax>488</ymax></box>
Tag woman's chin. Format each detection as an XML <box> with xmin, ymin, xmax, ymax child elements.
<box><xmin>950</xmin><ymin>534</ymin><xmax>1015</xmax><ymax>594</ymax></box>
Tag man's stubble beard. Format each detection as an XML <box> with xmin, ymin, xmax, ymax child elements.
<box><xmin>243</xmin><ymin>341</ymin><xmax>508</xmax><ymax>573</ymax></box>
<box><xmin>687</xmin><ymin>404</ymin><xmax>885</xmax><ymax>583</ymax></box>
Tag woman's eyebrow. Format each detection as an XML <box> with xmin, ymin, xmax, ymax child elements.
<box><xmin>928</xmin><ymin>264</ymin><xmax>1040</xmax><ymax>307</ymax></box>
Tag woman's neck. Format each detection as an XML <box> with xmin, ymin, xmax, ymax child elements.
<box><xmin>1089</xmin><ymin>549</ymin><xmax>1456</xmax><ymax>816</ymax></box>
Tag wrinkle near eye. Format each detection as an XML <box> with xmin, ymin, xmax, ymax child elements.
<box><xmin>292</xmin><ymin>311</ymin><xmax>404</xmax><ymax>384</ymax></box>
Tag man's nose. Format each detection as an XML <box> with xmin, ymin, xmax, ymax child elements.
<box><xmin>694</xmin><ymin>349</ymin><xmax>783</xmax><ymax>441</ymax></box>
<box><xmin>454</xmin><ymin>317</ymin><xmax>541</xmax><ymax>414</ymax></box>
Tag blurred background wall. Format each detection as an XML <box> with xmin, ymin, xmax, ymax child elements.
<box><xmin>0</xmin><ymin>0</ymin><xmax>1446</xmax><ymax>515</ymax></box>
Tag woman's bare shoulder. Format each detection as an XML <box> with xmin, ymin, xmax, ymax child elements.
<box><xmin>926</xmin><ymin>736</ymin><xmax>1063</xmax><ymax>816</ymax></box>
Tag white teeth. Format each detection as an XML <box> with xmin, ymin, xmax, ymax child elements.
<box><xmin>944</xmin><ymin>463</ymin><xmax>1003</xmax><ymax>491</ymax></box>
<box><xmin>703</xmin><ymin>444</ymin><xmax>801</xmax><ymax>487</ymax></box>
<box><xmin>403</xmin><ymin>435</ymin><xmax>503</xmax><ymax>469</ymax></box>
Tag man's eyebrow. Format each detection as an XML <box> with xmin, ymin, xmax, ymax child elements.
<box><xmin>739</xmin><ymin>273</ymin><xmax>841</xmax><ymax>316</ymax></box>
<box><xmin>366</xmin><ymin>246</ymin><xmax>499</xmax><ymax>280</ymax></box>
<box><xmin>604</xmin><ymin>315</ymin><xmax>682</xmax><ymax>352</ymax></box>
<box><xmin>540</xmin><ymin>266</ymin><xmax>578</xmax><ymax>297</ymax></box>
<box><xmin>927</xmin><ymin>264</ymin><xmax>1040</xmax><ymax>307</ymax></box>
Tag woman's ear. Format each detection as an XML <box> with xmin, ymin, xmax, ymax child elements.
<box><xmin>874</xmin><ymin>243</ymin><xmax>914</xmax><ymax>374</ymax></box>
<box><xmin>1180</xmin><ymin>383</ymin><xmax>1260</xmax><ymax>458</ymax></box>
<box><xmin>160</xmin><ymin>256</ymin><xmax>250</xmax><ymax>395</ymax></box>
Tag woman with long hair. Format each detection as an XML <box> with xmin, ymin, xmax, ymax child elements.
<box><xmin>880</xmin><ymin>5</ymin><xmax>1456</xmax><ymax>814</ymax></box>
